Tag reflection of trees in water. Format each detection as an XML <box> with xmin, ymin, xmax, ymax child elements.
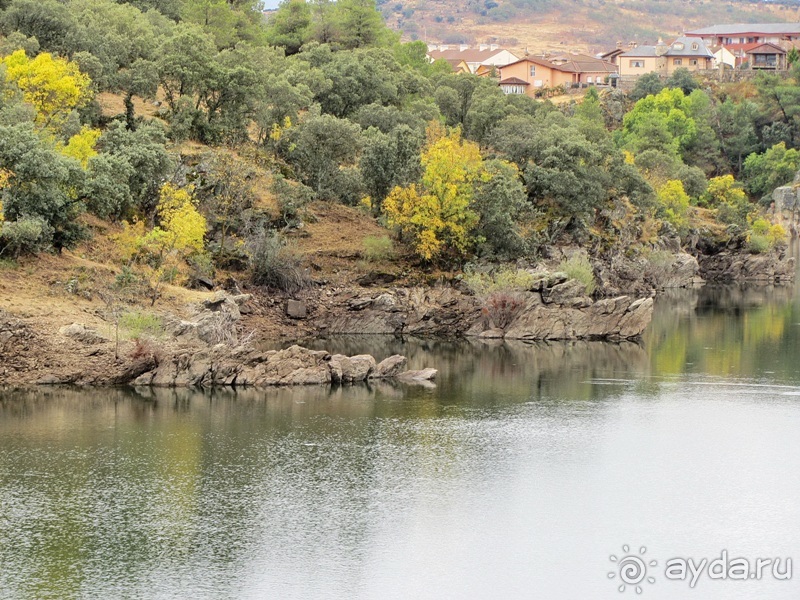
<box><xmin>646</xmin><ymin>284</ymin><xmax>800</xmax><ymax>380</ymax></box>
<box><xmin>0</xmin><ymin>335</ymin><xmax>651</xmax><ymax>599</ymax></box>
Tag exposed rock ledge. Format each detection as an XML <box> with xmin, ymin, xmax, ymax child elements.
<box><xmin>132</xmin><ymin>345</ymin><xmax>434</xmax><ymax>388</ymax></box>
<box><xmin>315</xmin><ymin>278</ymin><xmax>653</xmax><ymax>341</ymax></box>
<box><xmin>697</xmin><ymin>250</ymin><xmax>795</xmax><ymax>283</ymax></box>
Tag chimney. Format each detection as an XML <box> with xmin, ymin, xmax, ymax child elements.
<box><xmin>490</xmin><ymin>44</ymin><xmax>499</xmax><ymax>51</ymax></box>
<box><xmin>459</xmin><ymin>44</ymin><xmax>469</xmax><ymax>51</ymax></box>
<box><xmin>479</xmin><ymin>44</ymin><xmax>488</xmax><ymax>51</ymax></box>
<box><xmin>617</xmin><ymin>41</ymin><xmax>622</xmax><ymax>48</ymax></box>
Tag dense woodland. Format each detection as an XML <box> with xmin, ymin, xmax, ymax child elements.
<box><xmin>0</xmin><ymin>0</ymin><xmax>798</xmax><ymax>297</ymax></box>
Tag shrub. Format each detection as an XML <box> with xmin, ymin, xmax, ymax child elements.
<box><xmin>119</xmin><ymin>311</ymin><xmax>164</xmax><ymax>339</ymax></box>
<box><xmin>248</xmin><ymin>231</ymin><xmax>310</xmax><ymax>293</ymax></box>
<box><xmin>483</xmin><ymin>292</ymin><xmax>525</xmax><ymax>328</ymax></box>
<box><xmin>557</xmin><ymin>255</ymin><xmax>596</xmax><ymax>295</ymax></box>
<box><xmin>747</xmin><ymin>218</ymin><xmax>787</xmax><ymax>253</ymax></box>
<box><xmin>362</xmin><ymin>235</ymin><xmax>394</xmax><ymax>261</ymax></box>
<box><xmin>0</xmin><ymin>216</ymin><xmax>53</xmax><ymax>257</ymax></box>
<box><xmin>463</xmin><ymin>267</ymin><xmax>537</xmax><ymax>296</ymax></box>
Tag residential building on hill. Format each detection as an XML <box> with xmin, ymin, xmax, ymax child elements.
<box><xmin>618</xmin><ymin>36</ymin><xmax>715</xmax><ymax>78</ymax></box>
<box><xmin>427</xmin><ymin>45</ymin><xmax>519</xmax><ymax>74</ymax></box>
<box><xmin>685</xmin><ymin>23</ymin><xmax>800</xmax><ymax>48</ymax></box>
<box><xmin>498</xmin><ymin>53</ymin><xmax>617</xmax><ymax>96</ymax></box>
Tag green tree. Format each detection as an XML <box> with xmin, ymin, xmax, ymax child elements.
<box><xmin>286</xmin><ymin>112</ymin><xmax>363</xmax><ymax>199</ymax></box>
<box><xmin>265</xmin><ymin>0</ymin><xmax>311</xmax><ymax>55</ymax></box>
<box><xmin>472</xmin><ymin>159</ymin><xmax>528</xmax><ymax>258</ymax></box>
<box><xmin>359</xmin><ymin>124</ymin><xmax>422</xmax><ymax>207</ymax></box>
<box><xmin>742</xmin><ymin>142</ymin><xmax>800</xmax><ymax>201</ymax></box>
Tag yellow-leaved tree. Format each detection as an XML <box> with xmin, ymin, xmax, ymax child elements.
<box><xmin>116</xmin><ymin>183</ymin><xmax>207</xmax><ymax>304</ymax></box>
<box><xmin>383</xmin><ymin>125</ymin><xmax>483</xmax><ymax>262</ymax></box>
<box><xmin>61</xmin><ymin>126</ymin><xmax>101</xmax><ymax>168</ymax></box>
<box><xmin>1</xmin><ymin>50</ymin><xmax>92</xmax><ymax>130</ymax></box>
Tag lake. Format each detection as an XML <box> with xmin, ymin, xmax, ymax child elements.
<box><xmin>2</xmin><ymin>283</ymin><xmax>800</xmax><ymax>599</ymax></box>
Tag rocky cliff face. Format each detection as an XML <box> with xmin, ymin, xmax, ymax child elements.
<box><xmin>697</xmin><ymin>250</ymin><xmax>795</xmax><ymax>283</ymax></box>
<box><xmin>314</xmin><ymin>277</ymin><xmax>653</xmax><ymax>342</ymax></box>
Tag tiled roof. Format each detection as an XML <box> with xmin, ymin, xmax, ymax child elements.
<box><xmin>621</xmin><ymin>36</ymin><xmax>714</xmax><ymax>59</ymax></box>
<box><xmin>499</xmin><ymin>76</ymin><xmax>529</xmax><ymax>85</ymax></box>
<box><xmin>502</xmin><ymin>55</ymin><xmax>617</xmax><ymax>74</ymax></box>
<box><xmin>747</xmin><ymin>42</ymin><xmax>786</xmax><ymax>55</ymax></box>
<box><xmin>687</xmin><ymin>23</ymin><xmax>800</xmax><ymax>36</ymax></box>
<box><xmin>428</xmin><ymin>48</ymin><xmax>510</xmax><ymax>63</ymax></box>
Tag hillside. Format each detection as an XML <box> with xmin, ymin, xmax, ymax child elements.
<box><xmin>384</xmin><ymin>0</ymin><xmax>800</xmax><ymax>54</ymax></box>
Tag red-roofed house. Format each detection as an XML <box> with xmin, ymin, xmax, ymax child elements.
<box><xmin>498</xmin><ymin>54</ymin><xmax>618</xmax><ymax>96</ymax></box>
<box><xmin>427</xmin><ymin>46</ymin><xmax>520</xmax><ymax>74</ymax></box>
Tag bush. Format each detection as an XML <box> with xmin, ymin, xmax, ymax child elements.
<box><xmin>557</xmin><ymin>255</ymin><xmax>596</xmax><ymax>295</ymax></box>
<box><xmin>464</xmin><ymin>267</ymin><xmax>537</xmax><ymax>296</ymax></box>
<box><xmin>248</xmin><ymin>231</ymin><xmax>310</xmax><ymax>293</ymax></box>
<box><xmin>747</xmin><ymin>218</ymin><xmax>787</xmax><ymax>253</ymax></box>
<box><xmin>0</xmin><ymin>216</ymin><xmax>53</xmax><ymax>257</ymax></box>
<box><xmin>362</xmin><ymin>235</ymin><xmax>394</xmax><ymax>261</ymax></box>
<box><xmin>119</xmin><ymin>311</ymin><xmax>164</xmax><ymax>339</ymax></box>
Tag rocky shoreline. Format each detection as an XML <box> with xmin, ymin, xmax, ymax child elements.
<box><xmin>0</xmin><ymin>246</ymin><xmax>795</xmax><ymax>389</ymax></box>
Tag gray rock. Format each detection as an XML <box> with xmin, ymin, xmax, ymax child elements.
<box><xmin>397</xmin><ymin>368</ymin><xmax>438</xmax><ymax>381</ymax></box>
<box><xmin>543</xmin><ymin>278</ymin><xmax>587</xmax><ymax>305</ymax></box>
<box><xmin>372</xmin><ymin>355</ymin><xmax>408</xmax><ymax>378</ymax></box>
<box><xmin>286</xmin><ymin>299</ymin><xmax>307</xmax><ymax>319</ymax></box>
<box><xmin>328</xmin><ymin>353</ymin><xmax>376</xmax><ymax>383</ymax></box>
<box><xmin>59</xmin><ymin>323</ymin><xmax>107</xmax><ymax>344</ymax></box>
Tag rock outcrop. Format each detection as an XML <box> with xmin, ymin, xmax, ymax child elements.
<box><xmin>698</xmin><ymin>250</ymin><xmax>795</xmax><ymax>283</ymax></box>
<box><xmin>316</xmin><ymin>281</ymin><xmax>653</xmax><ymax>341</ymax></box>
<box><xmin>131</xmin><ymin>344</ymin><xmax>436</xmax><ymax>388</ymax></box>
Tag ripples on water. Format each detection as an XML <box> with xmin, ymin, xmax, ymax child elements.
<box><xmin>2</xmin><ymin>285</ymin><xmax>800</xmax><ymax>599</ymax></box>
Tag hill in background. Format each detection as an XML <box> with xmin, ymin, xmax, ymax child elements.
<box><xmin>382</xmin><ymin>0</ymin><xmax>800</xmax><ymax>54</ymax></box>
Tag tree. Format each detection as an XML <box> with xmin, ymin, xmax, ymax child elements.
<box><xmin>266</xmin><ymin>0</ymin><xmax>312</xmax><ymax>55</ymax></box>
<box><xmin>472</xmin><ymin>159</ymin><xmax>528</xmax><ymax>259</ymax></box>
<box><xmin>61</xmin><ymin>126</ymin><xmax>101</xmax><ymax>168</ymax></box>
<box><xmin>0</xmin><ymin>0</ymin><xmax>77</xmax><ymax>56</ymax></box>
<box><xmin>97</xmin><ymin>121</ymin><xmax>173</xmax><ymax>217</ymax></box>
<box><xmin>359</xmin><ymin>124</ymin><xmax>422</xmax><ymax>207</ymax></box>
<box><xmin>629</xmin><ymin>72</ymin><xmax>664</xmax><ymax>102</ymax></box>
<box><xmin>119</xmin><ymin>183</ymin><xmax>207</xmax><ymax>304</ymax></box>
<box><xmin>333</xmin><ymin>0</ymin><xmax>388</xmax><ymax>49</ymax></box>
<box><xmin>383</xmin><ymin>126</ymin><xmax>482</xmax><ymax>262</ymax></box>
<box><xmin>0</xmin><ymin>122</ymin><xmax>85</xmax><ymax>250</ymax></box>
<box><xmin>1</xmin><ymin>50</ymin><xmax>92</xmax><ymax>131</ymax></box>
<box><xmin>742</xmin><ymin>142</ymin><xmax>800</xmax><ymax>201</ymax></box>
<box><xmin>286</xmin><ymin>112</ymin><xmax>363</xmax><ymax>199</ymax></box>
<box><xmin>657</xmin><ymin>179</ymin><xmax>690</xmax><ymax>234</ymax></box>
<box><xmin>665</xmin><ymin>67</ymin><xmax>699</xmax><ymax>95</ymax></box>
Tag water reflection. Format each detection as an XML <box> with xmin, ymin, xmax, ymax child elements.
<box><xmin>2</xmin><ymin>283</ymin><xmax>800</xmax><ymax>598</ymax></box>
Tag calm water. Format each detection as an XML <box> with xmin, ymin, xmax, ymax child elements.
<box><xmin>3</xmin><ymin>285</ymin><xmax>800</xmax><ymax>599</ymax></box>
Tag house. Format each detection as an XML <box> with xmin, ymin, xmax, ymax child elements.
<box><xmin>711</xmin><ymin>45</ymin><xmax>736</xmax><ymax>69</ymax></box>
<box><xmin>498</xmin><ymin>53</ymin><xmax>617</xmax><ymax>96</ymax></box>
<box><xmin>427</xmin><ymin>45</ymin><xmax>520</xmax><ymax>74</ymax></box>
<box><xmin>600</xmin><ymin>46</ymin><xmax>627</xmax><ymax>66</ymax></box>
<box><xmin>745</xmin><ymin>42</ymin><xmax>787</xmax><ymax>70</ymax></box>
<box><xmin>685</xmin><ymin>23</ymin><xmax>800</xmax><ymax>48</ymax></box>
<box><xmin>618</xmin><ymin>36</ymin><xmax>715</xmax><ymax>78</ymax></box>
<box><xmin>443</xmin><ymin>58</ymin><xmax>471</xmax><ymax>74</ymax></box>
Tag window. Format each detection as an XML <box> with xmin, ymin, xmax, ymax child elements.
<box><xmin>690</xmin><ymin>59</ymin><xmax>698</xmax><ymax>66</ymax></box>
<box><xmin>586</xmin><ymin>76</ymin><xmax>593</xmax><ymax>83</ymax></box>
<box><xmin>674</xmin><ymin>58</ymin><xmax>682</xmax><ymax>65</ymax></box>
<box><xmin>629</xmin><ymin>60</ymin><xmax>644</xmax><ymax>68</ymax></box>
<box><xmin>691</xmin><ymin>42</ymin><xmax>699</xmax><ymax>50</ymax></box>
<box><xmin>673</xmin><ymin>42</ymin><xmax>684</xmax><ymax>51</ymax></box>
<box><xmin>529</xmin><ymin>65</ymin><xmax>536</xmax><ymax>77</ymax></box>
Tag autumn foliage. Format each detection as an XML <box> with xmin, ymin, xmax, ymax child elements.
<box><xmin>383</xmin><ymin>126</ymin><xmax>482</xmax><ymax>263</ymax></box>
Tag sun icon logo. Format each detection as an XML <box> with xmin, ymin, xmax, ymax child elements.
<box><xmin>608</xmin><ymin>545</ymin><xmax>657</xmax><ymax>594</ymax></box>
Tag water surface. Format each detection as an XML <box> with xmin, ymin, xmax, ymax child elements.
<box><xmin>2</xmin><ymin>285</ymin><xmax>800</xmax><ymax>599</ymax></box>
